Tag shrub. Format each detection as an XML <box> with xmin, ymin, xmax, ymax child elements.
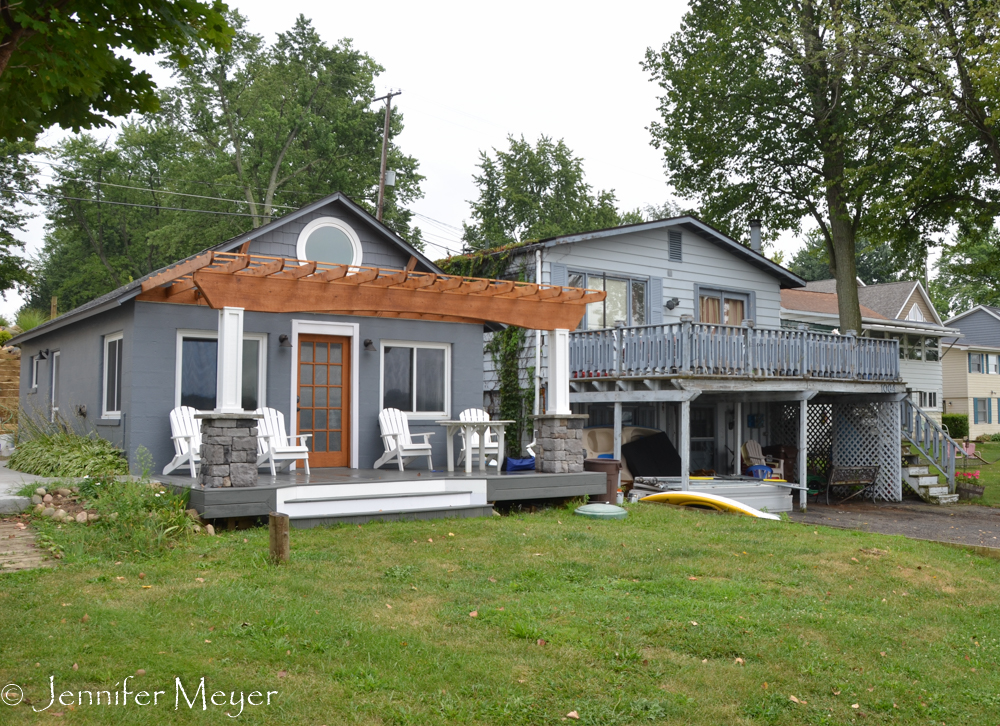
<box><xmin>9</xmin><ymin>415</ymin><xmax>128</xmax><ymax>477</ymax></box>
<box><xmin>0</xmin><ymin>330</ymin><xmax>11</xmax><ymax>345</ymax></box>
<box><xmin>991</xmin><ymin>433</ymin><xmax>1000</xmax><ymax>443</ymax></box>
<box><xmin>942</xmin><ymin>414</ymin><xmax>969</xmax><ymax>439</ymax></box>
<box><xmin>14</xmin><ymin>308</ymin><xmax>49</xmax><ymax>332</ymax></box>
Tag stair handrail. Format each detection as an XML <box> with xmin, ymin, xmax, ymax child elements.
<box><xmin>900</xmin><ymin>397</ymin><xmax>958</xmax><ymax>492</ymax></box>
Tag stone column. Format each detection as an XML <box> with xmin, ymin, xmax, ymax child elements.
<box><xmin>533</xmin><ymin>413</ymin><xmax>588</xmax><ymax>473</ymax></box>
<box><xmin>196</xmin><ymin>412</ymin><xmax>262</xmax><ymax>488</ymax></box>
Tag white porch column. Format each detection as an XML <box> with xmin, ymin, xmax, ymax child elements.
<box><xmin>546</xmin><ymin>328</ymin><xmax>571</xmax><ymax>415</ymax></box>
<box><xmin>680</xmin><ymin>398</ymin><xmax>690</xmax><ymax>490</ymax></box>
<box><xmin>798</xmin><ymin>399</ymin><xmax>809</xmax><ymax>510</ymax></box>
<box><xmin>216</xmin><ymin>306</ymin><xmax>245</xmax><ymax>413</ymax></box>
<box><xmin>734</xmin><ymin>401</ymin><xmax>742</xmax><ymax>475</ymax></box>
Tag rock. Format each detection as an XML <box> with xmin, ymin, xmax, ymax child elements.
<box><xmin>53</xmin><ymin>509</ymin><xmax>67</xmax><ymax>520</ymax></box>
<box><xmin>31</xmin><ymin>495</ymin><xmax>43</xmax><ymax>505</ymax></box>
<box><xmin>42</xmin><ymin>494</ymin><xmax>53</xmax><ymax>504</ymax></box>
<box><xmin>33</xmin><ymin>503</ymin><xmax>45</xmax><ymax>514</ymax></box>
<box><xmin>42</xmin><ymin>507</ymin><xmax>55</xmax><ymax>517</ymax></box>
<box><xmin>87</xmin><ymin>514</ymin><xmax>99</xmax><ymax>522</ymax></box>
<box><xmin>205</xmin><ymin>524</ymin><xmax>215</xmax><ymax>536</ymax></box>
<box><xmin>75</xmin><ymin>511</ymin><xmax>88</xmax><ymax>524</ymax></box>
<box><xmin>35</xmin><ymin>487</ymin><xmax>46</xmax><ymax>496</ymax></box>
<box><xmin>71</xmin><ymin>486</ymin><xmax>80</xmax><ymax>493</ymax></box>
<box><xmin>56</xmin><ymin>488</ymin><xmax>72</xmax><ymax>496</ymax></box>
<box><xmin>109</xmin><ymin>512</ymin><xmax>119</xmax><ymax>520</ymax></box>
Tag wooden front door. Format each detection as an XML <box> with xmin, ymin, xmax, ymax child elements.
<box><xmin>297</xmin><ymin>335</ymin><xmax>350</xmax><ymax>468</ymax></box>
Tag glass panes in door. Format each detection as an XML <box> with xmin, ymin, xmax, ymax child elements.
<box><xmin>298</xmin><ymin>335</ymin><xmax>350</xmax><ymax>467</ymax></box>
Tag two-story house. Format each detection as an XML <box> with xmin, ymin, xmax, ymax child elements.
<box><xmin>942</xmin><ymin>305</ymin><xmax>1000</xmax><ymax>438</ymax></box>
<box><xmin>475</xmin><ymin>217</ymin><xmax>957</xmax><ymax>510</ymax></box>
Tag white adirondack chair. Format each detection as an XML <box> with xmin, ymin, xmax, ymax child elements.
<box><xmin>255</xmin><ymin>407</ymin><xmax>311</xmax><ymax>477</ymax></box>
<box><xmin>162</xmin><ymin>406</ymin><xmax>202</xmax><ymax>478</ymax></box>
<box><xmin>457</xmin><ymin>407</ymin><xmax>499</xmax><ymax>468</ymax></box>
<box><xmin>374</xmin><ymin>408</ymin><xmax>434</xmax><ymax>470</ymax></box>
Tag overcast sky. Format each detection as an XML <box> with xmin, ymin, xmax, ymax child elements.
<box><xmin>8</xmin><ymin>0</ymin><xmax>813</xmax><ymax>319</ymax></box>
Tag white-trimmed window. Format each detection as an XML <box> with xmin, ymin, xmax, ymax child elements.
<box><xmin>103</xmin><ymin>333</ymin><xmax>124</xmax><ymax>418</ymax></box>
<box><xmin>29</xmin><ymin>355</ymin><xmax>39</xmax><ymax>389</ymax></box>
<box><xmin>50</xmin><ymin>350</ymin><xmax>60</xmax><ymax>421</ymax></box>
<box><xmin>568</xmin><ymin>271</ymin><xmax>647</xmax><ymax>330</ymax></box>
<box><xmin>175</xmin><ymin>331</ymin><xmax>267</xmax><ymax>411</ymax></box>
<box><xmin>380</xmin><ymin>341</ymin><xmax>450</xmax><ymax>419</ymax></box>
<box><xmin>697</xmin><ymin>287</ymin><xmax>750</xmax><ymax>326</ymax></box>
<box><xmin>296</xmin><ymin>217</ymin><xmax>362</xmax><ymax>266</ymax></box>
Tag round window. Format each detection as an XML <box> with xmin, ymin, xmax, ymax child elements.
<box><xmin>296</xmin><ymin>218</ymin><xmax>361</xmax><ymax>265</ymax></box>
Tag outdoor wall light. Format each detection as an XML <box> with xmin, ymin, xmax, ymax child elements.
<box><xmin>278</xmin><ymin>334</ymin><xmax>292</xmax><ymax>348</ymax></box>
<box><xmin>364</xmin><ymin>339</ymin><xmax>377</xmax><ymax>352</ymax></box>
<box><xmin>664</xmin><ymin>297</ymin><xmax>680</xmax><ymax>310</ymax></box>
<box><xmin>36</xmin><ymin>349</ymin><xmax>48</xmax><ymax>361</ymax></box>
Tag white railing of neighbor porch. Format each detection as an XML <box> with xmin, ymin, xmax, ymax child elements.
<box><xmin>569</xmin><ymin>320</ymin><xmax>900</xmax><ymax>382</ymax></box>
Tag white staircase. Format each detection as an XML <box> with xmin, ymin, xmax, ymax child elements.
<box><xmin>901</xmin><ymin>399</ymin><xmax>959</xmax><ymax>504</ymax></box>
<box><xmin>274</xmin><ymin>478</ymin><xmax>492</xmax><ymax>528</ymax></box>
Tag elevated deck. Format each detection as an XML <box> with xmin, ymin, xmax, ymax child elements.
<box><xmin>571</xmin><ymin>321</ymin><xmax>900</xmax><ymax>383</ymax></box>
<box><xmin>159</xmin><ymin>468</ymin><xmax>606</xmax><ymax>527</ymax></box>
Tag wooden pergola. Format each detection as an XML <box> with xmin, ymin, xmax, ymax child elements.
<box><xmin>138</xmin><ymin>251</ymin><xmax>604</xmax><ymax>330</ymax></box>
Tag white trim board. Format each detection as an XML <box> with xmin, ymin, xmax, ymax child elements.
<box><xmin>290</xmin><ymin>320</ymin><xmax>360</xmax><ymax>469</ymax></box>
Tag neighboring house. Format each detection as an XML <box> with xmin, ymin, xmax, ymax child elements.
<box><xmin>10</xmin><ymin>193</ymin><xmax>592</xmax><ymax>491</ymax></box>
<box><xmin>942</xmin><ymin>305</ymin><xmax>1000</xmax><ymax>438</ymax></box>
<box><xmin>477</xmin><ymin>217</ymin><xmax>950</xmax><ymax>508</ymax></box>
<box><xmin>780</xmin><ymin>280</ymin><xmax>958</xmax><ymax>422</ymax></box>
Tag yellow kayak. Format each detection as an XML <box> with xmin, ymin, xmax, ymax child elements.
<box><xmin>639</xmin><ymin>491</ymin><xmax>782</xmax><ymax>520</ymax></box>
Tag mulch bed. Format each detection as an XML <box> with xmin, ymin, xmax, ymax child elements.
<box><xmin>791</xmin><ymin>501</ymin><xmax>1000</xmax><ymax>550</ymax></box>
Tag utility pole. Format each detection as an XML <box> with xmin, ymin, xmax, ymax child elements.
<box><xmin>374</xmin><ymin>90</ymin><xmax>400</xmax><ymax>222</ymax></box>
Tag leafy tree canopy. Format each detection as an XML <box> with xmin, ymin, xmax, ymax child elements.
<box><xmin>461</xmin><ymin>135</ymin><xmax>641</xmax><ymax>250</ymax></box>
<box><xmin>788</xmin><ymin>231</ymin><xmax>910</xmax><ymax>285</ymax></box>
<box><xmin>29</xmin><ymin>14</ymin><xmax>424</xmax><ymax>312</ymax></box>
<box><xmin>930</xmin><ymin>221</ymin><xmax>1000</xmax><ymax>318</ymax></box>
<box><xmin>0</xmin><ymin>140</ymin><xmax>36</xmax><ymax>296</ymax></box>
<box><xmin>643</xmin><ymin>0</ymin><xmax>978</xmax><ymax>333</ymax></box>
<box><xmin>0</xmin><ymin>0</ymin><xmax>232</xmax><ymax>141</ymax></box>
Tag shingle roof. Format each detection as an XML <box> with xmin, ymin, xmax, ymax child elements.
<box><xmin>781</xmin><ymin>289</ymin><xmax>887</xmax><ymax>319</ymax></box>
<box><xmin>803</xmin><ymin>279</ymin><xmax>926</xmax><ymax>321</ymax></box>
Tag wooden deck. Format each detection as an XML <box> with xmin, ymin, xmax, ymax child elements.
<box><xmin>159</xmin><ymin>468</ymin><xmax>606</xmax><ymax>523</ymax></box>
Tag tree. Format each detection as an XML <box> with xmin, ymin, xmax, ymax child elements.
<box><xmin>0</xmin><ymin>140</ymin><xmax>36</xmax><ymax>296</ymax></box>
<box><xmin>931</xmin><ymin>222</ymin><xmax>1000</xmax><ymax>317</ymax></box>
<box><xmin>462</xmin><ymin>135</ymin><xmax>641</xmax><ymax>250</ymax></box>
<box><xmin>643</xmin><ymin>0</ymin><xmax>958</xmax><ymax>333</ymax></box>
<box><xmin>0</xmin><ymin>0</ymin><xmax>232</xmax><ymax>141</ymax></box>
<box><xmin>788</xmin><ymin>231</ymin><xmax>910</xmax><ymax>284</ymax></box>
<box><xmin>30</xmin><ymin>14</ymin><xmax>426</xmax><ymax>311</ymax></box>
<box><xmin>159</xmin><ymin>13</ymin><xmax>423</xmax><ymax>236</ymax></box>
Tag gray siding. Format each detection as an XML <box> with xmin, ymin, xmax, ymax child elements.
<box><xmin>19</xmin><ymin>300</ymin><xmax>484</xmax><ymax>475</ymax></box>
<box><xmin>248</xmin><ymin>199</ymin><xmax>412</xmax><ymax>270</ymax></box>
<box><xmin>541</xmin><ymin>225</ymin><xmax>783</xmax><ymax>329</ymax></box>
<box><xmin>951</xmin><ymin>309</ymin><xmax>1000</xmax><ymax>348</ymax></box>
<box><xmin>20</xmin><ymin>302</ymin><xmax>136</xmax><ymax>451</ymax></box>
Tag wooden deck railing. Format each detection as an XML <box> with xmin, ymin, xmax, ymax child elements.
<box><xmin>569</xmin><ymin>320</ymin><xmax>900</xmax><ymax>382</ymax></box>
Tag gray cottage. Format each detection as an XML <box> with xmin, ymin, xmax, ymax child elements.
<box><xmin>11</xmin><ymin>193</ymin><xmax>606</xmax><ymax>524</ymax></box>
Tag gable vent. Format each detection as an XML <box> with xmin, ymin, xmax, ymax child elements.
<box><xmin>668</xmin><ymin>231</ymin><xmax>682</xmax><ymax>262</ymax></box>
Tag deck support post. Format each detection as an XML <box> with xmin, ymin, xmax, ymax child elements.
<box><xmin>216</xmin><ymin>306</ymin><xmax>245</xmax><ymax>414</ymax></box>
<box><xmin>613</xmin><ymin>402</ymin><xmax>622</xmax><ymax>462</ymax></box>
<box><xmin>798</xmin><ymin>399</ymin><xmax>808</xmax><ymax>511</ymax></box>
<box><xmin>546</xmin><ymin>328</ymin><xmax>571</xmax><ymax>415</ymax></box>
<box><xmin>680</xmin><ymin>399</ymin><xmax>690</xmax><ymax>490</ymax></box>
<box><xmin>734</xmin><ymin>401</ymin><xmax>742</xmax><ymax>475</ymax></box>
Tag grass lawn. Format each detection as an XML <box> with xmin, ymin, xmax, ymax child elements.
<box><xmin>957</xmin><ymin>441</ymin><xmax>1000</xmax><ymax>507</ymax></box>
<box><xmin>2</xmin><ymin>502</ymin><xmax>999</xmax><ymax>724</ymax></box>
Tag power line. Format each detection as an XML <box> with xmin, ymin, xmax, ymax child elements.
<box><xmin>13</xmin><ymin>189</ymin><xmax>268</xmax><ymax>218</ymax></box>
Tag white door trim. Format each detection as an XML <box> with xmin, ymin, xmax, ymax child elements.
<box><xmin>290</xmin><ymin>320</ymin><xmax>360</xmax><ymax>469</ymax></box>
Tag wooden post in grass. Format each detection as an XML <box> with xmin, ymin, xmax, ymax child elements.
<box><xmin>269</xmin><ymin>512</ymin><xmax>290</xmax><ymax>564</ymax></box>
